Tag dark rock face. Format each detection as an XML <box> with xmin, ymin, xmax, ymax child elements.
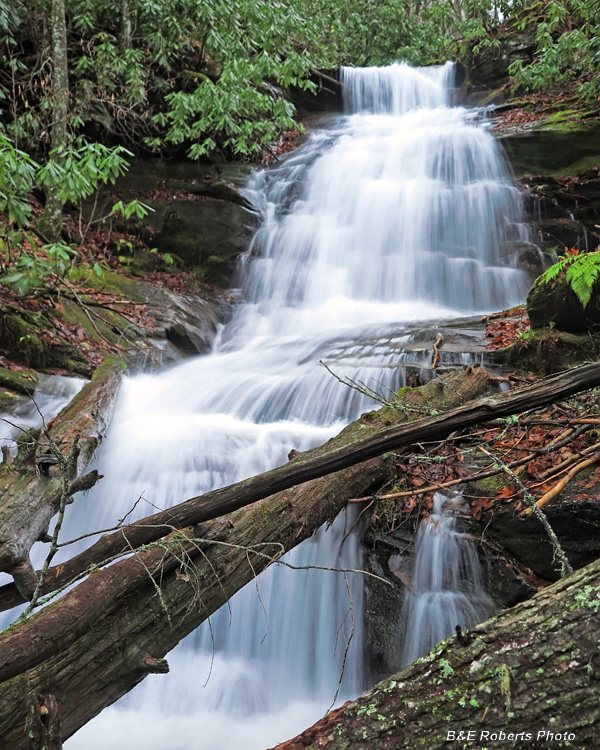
<box><xmin>361</xmin><ymin>511</ymin><xmax>538</xmax><ymax>682</ymax></box>
<box><xmin>527</xmin><ymin>268</ymin><xmax>600</xmax><ymax>333</ymax></box>
<box><xmin>288</xmin><ymin>69</ymin><xmax>343</xmax><ymax>115</ymax></box>
<box><xmin>518</xmin><ymin>167</ymin><xmax>600</xmax><ymax>255</ymax></box>
<box><xmin>114</xmin><ymin>160</ymin><xmax>260</xmax><ymax>287</ymax></box>
<box><xmin>481</xmin><ymin>498</ymin><xmax>600</xmax><ymax>581</ymax></box>
<box><xmin>501</xmin><ymin>122</ymin><xmax>600</xmax><ymax>181</ymax></box>
<box><xmin>144</xmin><ymin>196</ymin><xmax>258</xmax><ymax>286</ymax></box>
<box><xmin>455</xmin><ymin>30</ymin><xmax>536</xmax><ymax>105</ymax></box>
<box><xmin>500</xmin><ymin>240</ymin><xmax>545</xmax><ymax>276</ymax></box>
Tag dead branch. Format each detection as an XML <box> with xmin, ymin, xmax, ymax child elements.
<box><xmin>529</xmin><ymin>452</ymin><xmax>600</xmax><ymax>512</ymax></box>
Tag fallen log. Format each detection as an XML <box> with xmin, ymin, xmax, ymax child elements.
<box><xmin>0</xmin><ymin>367</ymin><xmax>491</xmax><ymax>746</ymax></box>
<box><xmin>271</xmin><ymin>556</ymin><xmax>600</xmax><ymax>750</ymax></box>
<box><xmin>1</xmin><ymin>361</ymin><xmax>599</xmax><ymax>612</ymax></box>
<box><xmin>0</xmin><ymin>359</ymin><xmax>121</xmax><ymax>598</ymax></box>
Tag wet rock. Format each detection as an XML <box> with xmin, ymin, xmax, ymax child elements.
<box><xmin>519</xmin><ymin>168</ymin><xmax>600</xmax><ymax>256</ymax></box>
<box><xmin>361</xmin><ymin>511</ymin><xmax>537</xmax><ymax>681</ymax></box>
<box><xmin>363</xmin><ymin>550</ymin><xmax>406</xmax><ymax>681</ymax></box>
<box><xmin>481</xmin><ymin>498</ymin><xmax>600</xmax><ymax>581</ymax></box>
<box><xmin>500</xmin><ymin>240</ymin><xmax>545</xmax><ymax>275</ymax></box>
<box><xmin>501</xmin><ymin>121</ymin><xmax>600</xmax><ymax>180</ymax></box>
<box><xmin>149</xmin><ymin>287</ymin><xmax>231</xmax><ymax>357</ymax></box>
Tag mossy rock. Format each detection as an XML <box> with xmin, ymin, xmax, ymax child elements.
<box><xmin>0</xmin><ymin>310</ymin><xmax>45</xmax><ymax>367</ymax></box>
<box><xmin>0</xmin><ymin>367</ymin><xmax>38</xmax><ymax>396</ymax></box>
<box><xmin>502</xmin><ymin>119</ymin><xmax>600</xmax><ymax>179</ymax></box>
<box><xmin>0</xmin><ymin>389</ymin><xmax>21</xmax><ymax>413</ymax></box>
<box><xmin>527</xmin><ymin>272</ymin><xmax>600</xmax><ymax>333</ymax></box>
<box><xmin>0</xmin><ymin>308</ymin><xmax>89</xmax><ymax>375</ymax></box>
<box><xmin>507</xmin><ymin>327</ymin><xmax>598</xmax><ymax>374</ymax></box>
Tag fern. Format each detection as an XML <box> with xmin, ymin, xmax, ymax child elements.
<box><xmin>538</xmin><ymin>251</ymin><xmax>600</xmax><ymax>309</ymax></box>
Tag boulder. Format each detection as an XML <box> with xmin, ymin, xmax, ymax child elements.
<box><xmin>527</xmin><ymin>269</ymin><xmax>600</xmax><ymax>332</ymax></box>
<box><xmin>112</xmin><ymin>159</ymin><xmax>259</xmax><ymax>287</ymax></box>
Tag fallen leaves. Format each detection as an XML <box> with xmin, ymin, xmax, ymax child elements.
<box><xmin>484</xmin><ymin>305</ymin><xmax>530</xmax><ymax>350</ymax></box>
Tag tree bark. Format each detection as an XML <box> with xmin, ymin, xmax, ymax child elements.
<box><xmin>0</xmin><ymin>368</ymin><xmax>492</xmax><ymax>746</ymax></box>
<box><xmin>40</xmin><ymin>0</ymin><xmax>69</xmax><ymax>239</ymax></box>
<box><xmin>0</xmin><ymin>359</ymin><xmax>121</xmax><ymax>598</ymax></box>
<box><xmin>271</xmin><ymin>557</ymin><xmax>600</xmax><ymax>749</ymax></box>
<box><xmin>120</xmin><ymin>0</ymin><xmax>133</xmax><ymax>50</ymax></box>
<box><xmin>0</xmin><ymin>361</ymin><xmax>598</xmax><ymax>611</ymax></box>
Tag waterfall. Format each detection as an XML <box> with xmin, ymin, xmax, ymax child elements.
<box><xmin>401</xmin><ymin>493</ymin><xmax>496</xmax><ymax>667</ymax></box>
<box><xmin>53</xmin><ymin>62</ymin><xmax>532</xmax><ymax>749</ymax></box>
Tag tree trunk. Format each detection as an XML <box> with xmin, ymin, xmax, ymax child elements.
<box><xmin>0</xmin><ymin>359</ymin><xmax>121</xmax><ymax>598</ymax></box>
<box><xmin>0</xmin><ymin>368</ymin><xmax>492</xmax><ymax>746</ymax></box>
<box><xmin>0</xmin><ymin>361</ymin><xmax>599</xmax><ymax>610</ymax></box>
<box><xmin>40</xmin><ymin>0</ymin><xmax>69</xmax><ymax>240</ymax></box>
<box><xmin>120</xmin><ymin>0</ymin><xmax>133</xmax><ymax>50</ymax></box>
<box><xmin>271</xmin><ymin>557</ymin><xmax>600</xmax><ymax>749</ymax></box>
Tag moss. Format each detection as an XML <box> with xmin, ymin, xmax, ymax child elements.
<box><xmin>0</xmin><ymin>367</ymin><xmax>38</xmax><ymax>396</ymax></box>
<box><xmin>0</xmin><ymin>389</ymin><xmax>21</xmax><ymax>413</ymax></box>
<box><xmin>479</xmin><ymin>474</ymin><xmax>506</xmax><ymax>496</ymax></box>
<box><xmin>503</xmin><ymin>118</ymin><xmax>600</xmax><ymax>179</ymax></box>
<box><xmin>0</xmin><ymin>312</ymin><xmax>45</xmax><ymax>366</ymax></box>
<box><xmin>11</xmin><ymin>427</ymin><xmax>41</xmax><ymax>469</ymax></box>
<box><xmin>507</xmin><ymin>328</ymin><xmax>597</xmax><ymax>374</ymax></box>
<box><xmin>58</xmin><ymin>300</ymin><xmax>100</xmax><ymax>340</ymax></box>
<box><xmin>67</xmin><ymin>267</ymin><xmax>142</xmax><ymax>300</ymax></box>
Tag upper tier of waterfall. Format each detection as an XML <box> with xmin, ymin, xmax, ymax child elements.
<box><xmin>342</xmin><ymin>61</ymin><xmax>454</xmax><ymax>114</ymax></box>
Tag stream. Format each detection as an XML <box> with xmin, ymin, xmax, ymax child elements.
<box><xmin>56</xmin><ymin>61</ymin><xmax>533</xmax><ymax>749</ymax></box>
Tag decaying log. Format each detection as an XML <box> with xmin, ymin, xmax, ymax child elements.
<box><xmin>1</xmin><ymin>361</ymin><xmax>599</xmax><ymax>612</ymax></box>
<box><xmin>27</xmin><ymin>694</ymin><xmax>62</xmax><ymax>750</ymax></box>
<box><xmin>0</xmin><ymin>359</ymin><xmax>121</xmax><ymax>598</ymax></box>
<box><xmin>0</xmin><ymin>367</ymin><xmax>492</xmax><ymax>746</ymax></box>
<box><xmin>271</xmin><ymin>557</ymin><xmax>600</xmax><ymax>750</ymax></box>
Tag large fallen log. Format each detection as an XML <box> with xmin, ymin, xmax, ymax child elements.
<box><xmin>0</xmin><ymin>359</ymin><xmax>121</xmax><ymax>598</ymax></box>
<box><xmin>271</xmin><ymin>556</ymin><xmax>600</xmax><ymax>750</ymax></box>
<box><xmin>0</xmin><ymin>367</ymin><xmax>492</xmax><ymax>747</ymax></box>
<box><xmin>1</xmin><ymin>361</ymin><xmax>599</xmax><ymax>612</ymax></box>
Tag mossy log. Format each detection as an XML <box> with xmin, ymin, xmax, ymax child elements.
<box><xmin>1</xmin><ymin>362</ymin><xmax>600</xmax><ymax>613</ymax></box>
<box><xmin>0</xmin><ymin>359</ymin><xmax>122</xmax><ymax>599</ymax></box>
<box><xmin>0</xmin><ymin>368</ymin><xmax>493</xmax><ymax>746</ymax></box>
<box><xmin>272</xmin><ymin>557</ymin><xmax>600</xmax><ymax>750</ymax></box>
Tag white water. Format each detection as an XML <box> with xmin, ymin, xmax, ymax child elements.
<box><xmin>60</xmin><ymin>62</ymin><xmax>532</xmax><ymax>749</ymax></box>
<box><xmin>401</xmin><ymin>493</ymin><xmax>496</xmax><ymax>666</ymax></box>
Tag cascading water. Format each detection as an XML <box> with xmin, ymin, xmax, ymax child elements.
<box><xmin>401</xmin><ymin>493</ymin><xmax>496</xmax><ymax>667</ymax></box>
<box><xmin>52</xmin><ymin>62</ymin><xmax>533</xmax><ymax>749</ymax></box>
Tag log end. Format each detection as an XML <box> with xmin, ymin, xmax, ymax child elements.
<box><xmin>140</xmin><ymin>654</ymin><xmax>170</xmax><ymax>674</ymax></box>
